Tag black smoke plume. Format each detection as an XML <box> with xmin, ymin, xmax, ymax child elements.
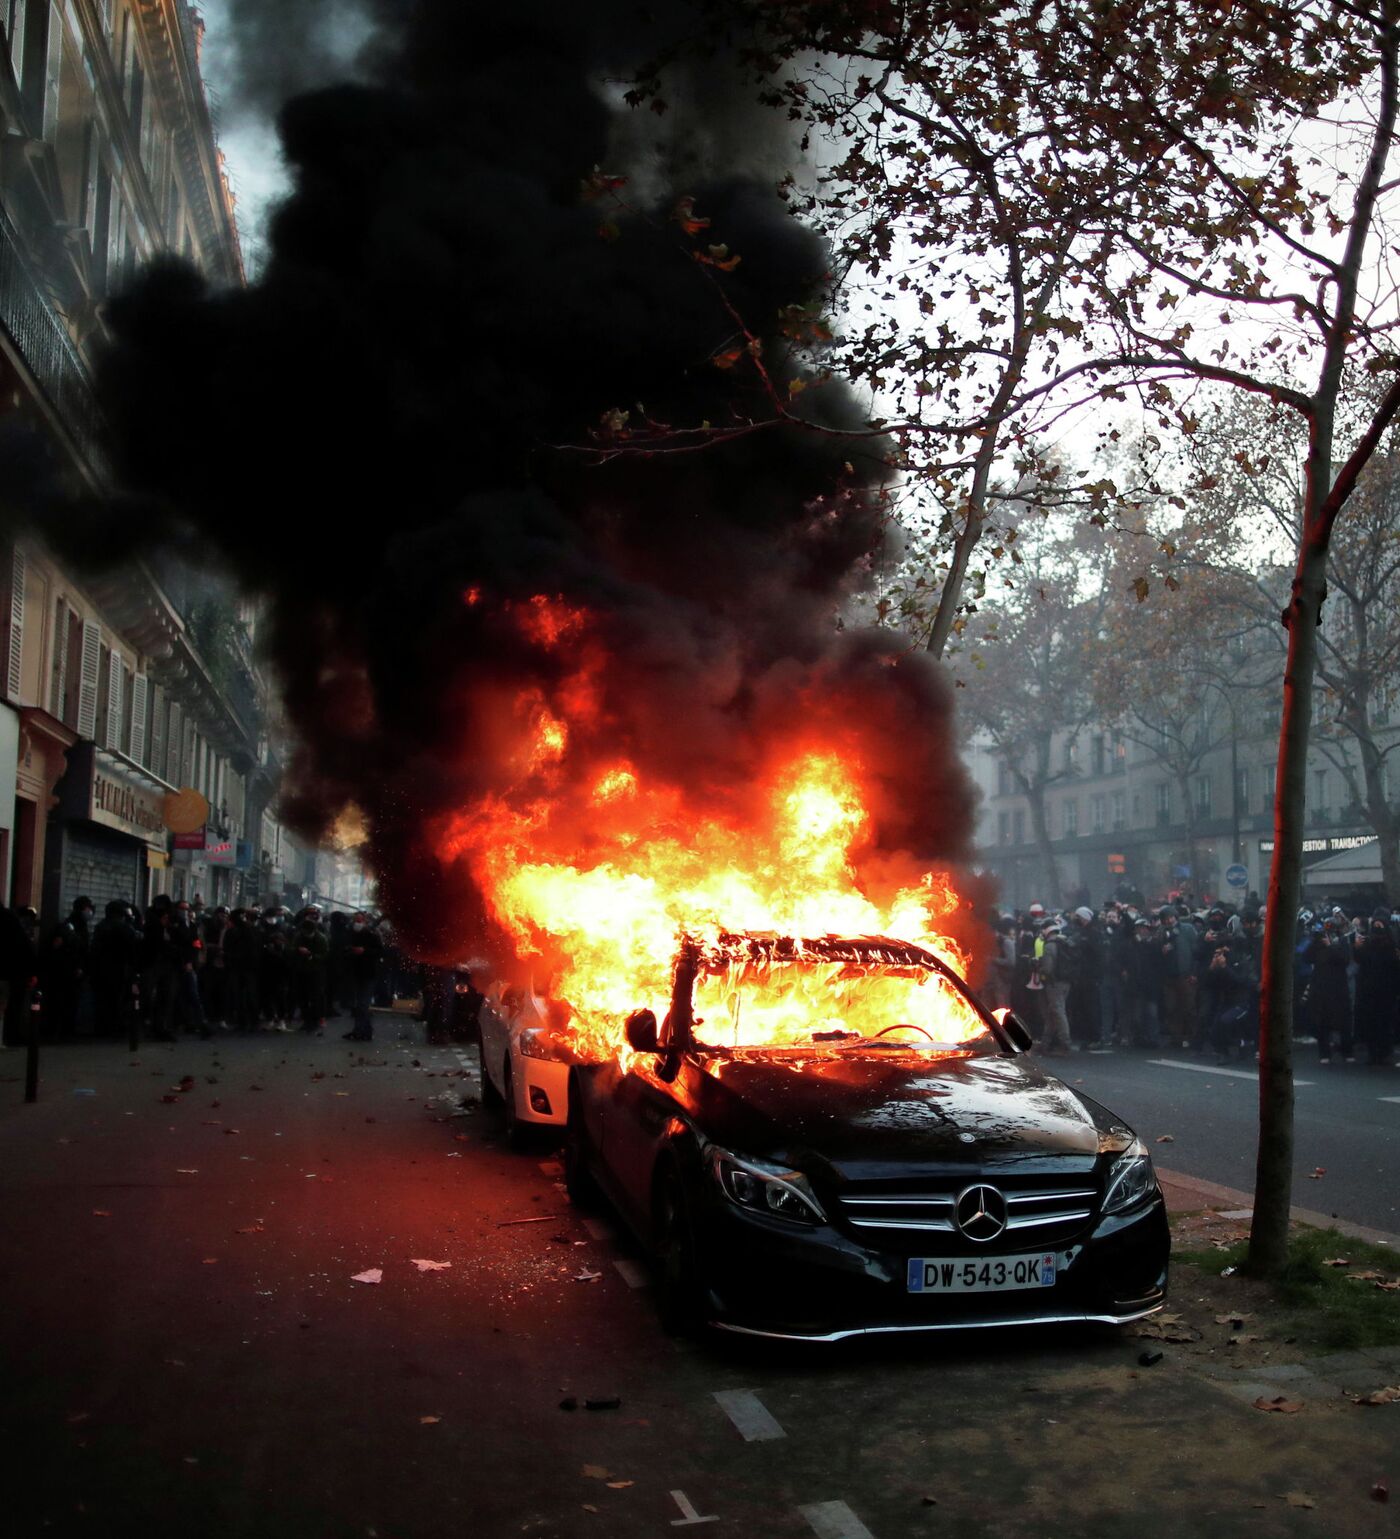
<box><xmin>33</xmin><ymin>0</ymin><xmax>980</xmax><ymax>959</ymax></box>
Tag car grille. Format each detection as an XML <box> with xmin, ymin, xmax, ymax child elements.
<box><xmin>836</xmin><ymin>1173</ymin><xmax>1099</xmax><ymax>1250</ymax></box>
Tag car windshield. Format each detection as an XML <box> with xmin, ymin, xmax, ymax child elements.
<box><xmin>686</xmin><ymin>939</ymin><xmax>994</xmax><ymax>1053</ymax></box>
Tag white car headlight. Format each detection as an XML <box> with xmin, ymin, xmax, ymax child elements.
<box><xmin>1102</xmin><ymin>1137</ymin><xmax>1157</xmax><ymax>1216</ymax></box>
<box><xmin>707</xmin><ymin>1146</ymin><xmax>827</xmax><ymax>1225</ymax></box>
<box><xmin>517</xmin><ymin>1028</ymin><xmax>570</xmax><ymax>1063</ymax></box>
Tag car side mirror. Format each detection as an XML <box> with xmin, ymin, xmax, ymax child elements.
<box><xmin>993</xmin><ymin>1008</ymin><xmax>1034</xmax><ymax>1055</ymax></box>
<box><xmin>625</xmin><ymin>1008</ymin><xmax>659</xmax><ymax>1053</ymax></box>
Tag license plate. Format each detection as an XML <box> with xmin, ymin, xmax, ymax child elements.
<box><xmin>906</xmin><ymin>1252</ymin><xmax>1056</xmax><ymax>1293</ymax></box>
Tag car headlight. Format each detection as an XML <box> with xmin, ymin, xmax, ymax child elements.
<box><xmin>517</xmin><ymin>1028</ymin><xmax>569</xmax><ymax>1063</ymax></box>
<box><xmin>1102</xmin><ymin>1137</ymin><xmax>1157</xmax><ymax>1216</ymax></box>
<box><xmin>707</xmin><ymin>1147</ymin><xmax>827</xmax><ymax>1226</ymax></box>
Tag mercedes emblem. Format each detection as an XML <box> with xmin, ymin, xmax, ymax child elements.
<box><xmin>955</xmin><ymin>1183</ymin><xmax>1008</xmax><ymax>1243</ymax></box>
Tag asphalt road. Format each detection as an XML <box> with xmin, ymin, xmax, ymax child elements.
<box><xmin>2</xmin><ymin>1018</ymin><xmax>1398</xmax><ymax>1539</ymax></box>
<box><xmin>1050</xmin><ymin>1046</ymin><xmax>1400</xmax><ymax>1236</ymax></box>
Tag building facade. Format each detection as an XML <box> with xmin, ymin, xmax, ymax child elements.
<box><xmin>0</xmin><ymin>1</ymin><xmax>280</xmax><ymax>920</ymax></box>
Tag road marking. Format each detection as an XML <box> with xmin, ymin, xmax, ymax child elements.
<box><xmin>1149</xmin><ymin>1059</ymin><xmax>1314</xmax><ymax>1086</ymax></box>
<box><xmin>713</xmin><ymin>1389</ymin><xmax>786</xmax><ymax>1442</ymax></box>
<box><xmin>799</xmin><ymin>1501</ymin><xmax>875</xmax><ymax>1539</ymax></box>
<box><xmin>582</xmin><ymin>1217</ymin><xmax>614</xmax><ymax>1243</ymax></box>
<box><xmin>612</xmin><ymin>1258</ymin><xmax>649</xmax><ymax>1289</ymax></box>
<box><xmin>669</xmin><ymin>1490</ymin><xmax>719</xmax><ymax>1526</ymax></box>
<box><xmin>1382</xmin><ymin>1097</ymin><xmax>1400</xmax><ymax>1105</ymax></box>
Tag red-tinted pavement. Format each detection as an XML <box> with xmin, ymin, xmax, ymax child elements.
<box><xmin>2</xmin><ymin>1019</ymin><xmax>1397</xmax><ymax>1539</ymax></box>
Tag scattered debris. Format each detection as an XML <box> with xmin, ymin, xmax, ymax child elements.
<box><xmin>410</xmin><ymin>1260</ymin><xmax>451</xmax><ymax>1272</ymax></box>
<box><xmin>574</xmin><ymin>1269</ymin><xmax>603</xmax><ymax>1284</ymax></box>
<box><xmin>419</xmin><ymin>1415</ymin><xmax>441</xmax><ymax>1425</ymax></box>
<box><xmin>351</xmin><ymin>1269</ymin><xmax>383</xmax><ymax>1285</ymax></box>
<box><xmin>559</xmin><ymin>1397</ymin><xmax>579</xmax><ymax>1411</ymax></box>
<box><xmin>1254</xmin><ymin>1396</ymin><xmax>1304</xmax><ymax>1414</ymax></box>
<box><xmin>176</xmin><ymin>1169</ymin><xmax>198</xmax><ymax>1175</ymax></box>
<box><xmin>585</xmin><ymin>1396</ymin><xmax>622</xmax><ymax>1411</ymax></box>
<box><xmin>236</xmin><ymin>1225</ymin><xmax>266</xmax><ymax>1235</ymax></box>
<box><xmin>1352</xmin><ymin>1387</ymin><xmax>1400</xmax><ymax>1406</ymax></box>
<box><xmin>921</xmin><ymin>1496</ymin><xmax>939</xmax><ymax>1507</ymax></box>
<box><xmin>1281</xmin><ymin>1492</ymin><xmax>1316</xmax><ymax>1509</ymax></box>
<box><xmin>1155</xmin><ymin>1134</ymin><xmax>1174</xmax><ymax>1143</ymax></box>
<box><xmin>1372</xmin><ymin>1478</ymin><xmax>1390</xmax><ymax>1503</ymax></box>
<box><xmin>581</xmin><ymin>1465</ymin><xmax>610</xmax><ymax>1481</ymax></box>
<box><xmin>497</xmin><ymin>1216</ymin><xmax>555</xmax><ymax>1227</ymax></box>
<box><xmin>72</xmin><ymin>1088</ymin><xmax>96</xmax><ymax>1097</ymax></box>
<box><xmin>607</xmin><ymin>1481</ymin><xmax>634</xmax><ymax>1490</ymax></box>
<box><xmin>1322</xmin><ymin>1257</ymin><xmax>1351</xmax><ymax>1268</ymax></box>
<box><xmin>91</xmin><ymin>1210</ymin><xmax>111</xmax><ymax>1218</ymax></box>
<box><xmin>1308</xmin><ymin>1167</ymin><xmax>1326</xmax><ymax>1180</ymax></box>
<box><xmin>1137</xmin><ymin>1350</ymin><xmax>1164</xmax><ymax>1367</ymax></box>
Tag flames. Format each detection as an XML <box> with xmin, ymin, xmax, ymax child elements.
<box><xmin>435</xmin><ymin>596</ymin><xmax>983</xmax><ymax>1060</ymax></box>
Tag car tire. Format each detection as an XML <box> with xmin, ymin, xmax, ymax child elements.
<box><xmin>479</xmin><ymin>1041</ymin><xmax>503</xmax><ymax>1109</ymax></box>
<box><xmin>654</xmin><ymin>1168</ymin><xmax>705</xmax><ymax>1337</ymax></box>
<box><xmin>501</xmin><ymin>1059</ymin><xmax>531</xmax><ymax>1151</ymax></box>
<box><xmin>563</xmin><ymin>1085</ymin><xmax>599</xmax><ymax>1208</ymax></box>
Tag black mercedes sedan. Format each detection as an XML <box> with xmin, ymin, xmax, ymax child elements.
<box><xmin>563</xmin><ymin>933</ymin><xmax>1169</xmax><ymax>1341</ymax></box>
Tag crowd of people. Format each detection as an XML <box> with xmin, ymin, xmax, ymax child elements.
<box><xmin>979</xmin><ymin>890</ymin><xmax>1400</xmax><ymax>1068</ymax></box>
<box><xmin>0</xmin><ymin>895</ymin><xmax>401</xmax><ymax>1048</ymax></box>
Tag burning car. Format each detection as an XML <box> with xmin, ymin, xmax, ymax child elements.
<box><xmin>563</xmin><ymin>933</ymin><xmax>1169</xmax><ymax>1341</ymax></box>
<box><xmin>478</xmin><ymin>986</ymin><xmax>577</xmax><ymax>1147</ymax></box>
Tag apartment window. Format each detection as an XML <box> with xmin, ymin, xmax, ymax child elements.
<box><xmin>1131</xmin><ymin>791</ymin><xmax>1142</xmax><ymax>823</ymax></box>
<box><xmin>1091</xmin><ymin>735</ymin><xmax>1105</xmax><ymax>776</ymax></box>
<box><xmin>1264</xmin><ymin>764</ymin><xmax>1277</xmax><ymax>807</ymax></box>
<box><xmin>1155</xmin><ymin>782</ymin><xmax>1171</xmax><ymax>822</ymax></box>
<box><xmin>1313</xmin><ymin>768</ymin><xmax>1329</xmax><ymax>815</ymax></box>
<box><xmin>998</xmin><ymin>811</ymin><xmax>1011</xmax><ymax>846</ymax></box>
<box><xmin>1112</xmin><ymin>735</ymin><xmax>1127</xmax><ymax>774</ymax></box>
<box><xmin>1111</xmin><ymin>789</ymin><xmax>1126</xmax><ymax>831</ymax></box>
<box><xmin>1012</xmin><ymin>809</ymin><xmax>1026</xmax><ymax>845</ymax></box>
<box><xmin>1195</xmin><ymin>774</ymin><xmax>1212</xmax><ymax>815</ymax></box>
<box><xmin>1091</xmin><ymin>794</ymin><xmax>1106</xmax><ymax>834</ymax></box>
<box><xmin>1063</xmin><ymin>798</ymin><xmax>1078</xmax><ymax>836</ymax></box>
<box><xmin>1064</xmin><ymin>739</ymin><xmax>1078</xmax><ymax>773</ymax></box>
<box><xmin>997</xmin><ymin>760</ymin><xmax>1012</xmax><ymax>797</ymax></box>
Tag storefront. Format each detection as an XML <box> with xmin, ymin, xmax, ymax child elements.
<box><xmin>48</xmin><ymin>743</ymin><xmax>173</xmax><ymax>917</ymax></box>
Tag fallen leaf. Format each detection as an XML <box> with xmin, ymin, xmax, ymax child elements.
<box><xmin>582</xmin><ymin>1505</ymin><xmax>598</xmax><ymax>1514</ymax></box>
<box><xmin>91</xmin><ymin>1210</ymin><xmax>111</xmax><ymax>1218</ymax></box>
<box><xmin>176</xmin><ymin>1168</ymin><xmax>198</xmax><ymax>1175</ymax></box>
<box><xmin>581</xmin><ymin>1465</ymin><xmax>610</xmax><ymax>1481</ymax></box>
<box><xmin>1322</xmin><ymin>1257</ymin><xmax>1351</xmax><ymax>1268</ymax></box>
<box><xmin>606</xmin><ymin>1481</ymin><xmax>634</xmax><ymax>1490</ymax></box>
<box><xmin>1352</xmin><ymin>1387</ymin><xmax>1400</xmax><ymax>1406</ymax></box>
<box><xmin>1281</xmin><ymin>1492</ymin><xmax>1316</xmax><ymax>1509</ymax></box>
<box><xmin>1308</xmin><ymin>1167</ymin><xmax>1326</xmax><ymax>1179</ymax></box>
<box><xmin>1346</xmin><ymin>1269</ymin><xmax>1387</xmax><ymax>1281</ymax></box>
<box><xmin>1254</xmin><ymin>1396</ymin><xmax>1304</xmax><ymax>1414</ymax></box>
<box><xmin>410</xmin><ymin>1259</ymin><xmax>451</xmax><ymax>1272</ymax></box>
<box><xmin>1214</xmin><ymin>1313</ymin><xmax>1253</xmax><ymax>1325</ymax></box>
<box><xmin>573</xmin><ymin>1269</ymin><xmax>603</xmax><ymax>1283</ymax></box>
<box><xmin>419</xmin><ymin>1415</ymin><xmax>441</xmax><ymax>1425</ymax></box>
<box><xmin>1372</xmin><ymin>1478</ymin><xmax>1389</xmax><ymax>1503</ymax></box>
<box><xmin>201</xmin><ymin>1258</ymin><xmax>218</xmax><ymax>1265</ymax></box>
<box><xmin>351</xmin><ymin>1268</ymin><xmax>383</xmax><ymax>1285</ymax></box>
<box><xmin>236</xmin><ymin>1225</ymin><xmax>265</xmax><ymax>1235</ymax></box>
<box><xmin>1155</xmin><ymin>1134</ymin><xmax>1174</xmax><ymax>1143</ymax></box>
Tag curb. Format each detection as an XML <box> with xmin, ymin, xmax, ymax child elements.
<box><xmin>1158</xmin><ymin>1165</ymin><xmax>1400</xmax><ymax>1249</ymax></box>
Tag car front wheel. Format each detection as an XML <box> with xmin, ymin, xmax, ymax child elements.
<box><xmin>654</xmin><ymin>1169</ymin><xmax>705</xmax><ymax>1336</ymax></box>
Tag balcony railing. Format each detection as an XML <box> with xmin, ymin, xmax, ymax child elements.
<box><xmin>0</xmin><ymin>200</ymin><xmax>107</xmax><ymax>478</ymax></box>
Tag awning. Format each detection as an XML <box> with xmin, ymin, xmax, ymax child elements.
<box><xmin>1300</xmin><ymin>838</ymin><xmax>1382</xmax><ymax>887</ymax></box>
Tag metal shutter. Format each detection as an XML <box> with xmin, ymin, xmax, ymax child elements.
<box><xmin>148</xmin><ymin>682</ymin><xmax>165</xmax><ymax>777</ymax></box>
<box><xmin>104</xmin><ymin>648</ymin><xmax>123</xmax><ymax>749</ymax></box>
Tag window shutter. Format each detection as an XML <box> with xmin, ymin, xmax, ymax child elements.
<box><xmin>166</xmin><ymin>700</ymin><xmax>182</xmax><ymax>785</ymax></box>
<box><xmin>3</xmin><ymin>544</ymin><xmax>24</xmax><ymax>700</ymax></box>
<box><xmin>76</xmin><ymin>618</ymin><xmax>101</xmax><ymax>739</ymax></box>
<box><xmin>129</xmin><ymin>672</ymin><xmax>147</xmax><ymax>765</ymax></box>
<box><xmin>104</xmin><ymin>649</ymin><xmax>123</xmax><ymax>749</ymax></box>
<box><xmin>49</xmin><ymin>596</ymin><xmax>68</xmax><ymax>718</ymax></box>
<box><xmin>148</xmin><ymin>682</ymin><xmax>165</xmax><ymax>777</ymax></box>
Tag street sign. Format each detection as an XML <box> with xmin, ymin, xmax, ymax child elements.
<box><xmin>1225</xmin><ymin>863</ymin><xmax>1248</xmax><ymax>888</ymax></box>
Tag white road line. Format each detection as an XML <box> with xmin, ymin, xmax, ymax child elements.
<box><xmin>582</xmin><ymin>1217</ymin><xmax>614</xmax><ymax>1243</ymax></box>
<box><xmin>713</xmin><ymin>1389</ymin><xmax>786</xmax><ymax>1442</ymax></box>
<box><xmin>1149</xmin><ymin>1058</ymin><xmax>1314</xmax><ymax>1086</ymax></box>
<box><xmin>669</xmin><ymin>1490</ymin><xmax>719</xmax><ymax>1526</ymax></box>
<box><xmin>799</xmin><ymin>1501</ymin><xmax>875</xmax><ymax>1539</ymax></box>
<box><xmin>1382</xmin><ymin>1097</ymin><xmax>1400</xmax><ymax>1105</ymax></box>
<box><xmin>612</xmin><ymin>1258</ymin><xmax>650</xmax><ymax>1289</ymax></box>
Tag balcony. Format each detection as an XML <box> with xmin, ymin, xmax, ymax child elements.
<box><xmin>0</xmin><ymin>201</ymin><xmax>107</xmax><ymax>480</ymax></box>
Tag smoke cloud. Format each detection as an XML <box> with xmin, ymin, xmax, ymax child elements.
<box><xmin>28</xmin><ymin>0</ymin><xmax>980</xmax><ymax>961</ymax></box>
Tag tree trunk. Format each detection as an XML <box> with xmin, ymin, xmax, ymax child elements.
<box><xmin>1026</xmin><ymin>784</ymin><xmax>1062</xmax><ymax>908</ymax></box>
<box><xmin>1357</xmin><ymin>736</ymin><xmax>1400</xmax><ymax>900</ymax></box>
<box><xmin>1249</xmin><ymin>523</ymin><xmax>1329</xmax><ymax>1274</ymax></box>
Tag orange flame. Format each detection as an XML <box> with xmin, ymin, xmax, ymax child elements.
<box><xmin>438</xmin><ymin>726</ymin><xmax>983</xmax><ymax>1060</ymax></box>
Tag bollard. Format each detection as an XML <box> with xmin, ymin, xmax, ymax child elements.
<box><xmin>25</xmin><ymin>985</ymin><xmax>41</xmax><ymax>1104</ymax></box>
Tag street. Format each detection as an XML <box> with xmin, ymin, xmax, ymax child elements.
<box><xmin>3</xmin><ymin>1017</ymin><xmax>1399</xmax><ymax>1539</ymax></box>
<box><xmin>1061</xmin><ymin>1049</ymin><xmax>1400</xmax><ymax>1236</ymax></box>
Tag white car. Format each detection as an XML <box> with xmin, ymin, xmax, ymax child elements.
<box><xmin>477</xmin><ymin>990</ymin><xmax>576</xmax><ymax>1146</ymax></box>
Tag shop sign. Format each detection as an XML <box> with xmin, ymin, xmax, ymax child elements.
<box><xmin>206</xmin><ymin>839</ymin><xmax>237</xmax><ymax>867</ymax></box>
<box><xmin>1259</xmin><ymin>834</ymin><xmax>1376</xmax><ymax>855</ymax></box>
<box><xmin>68</xmin><ymin>745</ymin><xmax>168</xmax><ymax>845</ymax></box>
<box><xmin>174</xmin><ymin>829</ymin><xmax>207</xmax><ymax>851</ymax></box>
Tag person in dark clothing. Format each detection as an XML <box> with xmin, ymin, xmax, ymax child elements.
<box><xmin>0</xmin><ymin>903</ymin><xmax>39</xmax><ymax>1048</ymax></box>
<box><xmin>259</xmin><ymin>912</ymin><xmax>293</xmax><ymax>1029</ymax></box>
<box><xmin>170</xmin><ymin>900</ymin><xmax>208</xmax><ymax>1037</ymax></box>
<box><xmin>200</xmin><ymin>907</ymin><xmax>233</xmax><ymax>1028</ymax></box>
<box><xmin>1121</xmin><ymin>918</ymin><xmax>1167</xmax><ymax>1047</ymax></box>
<box><xmin>40</xmin><ymin>896</ymin><xmax>94</xmax><ymax>1039</ymax></box>
<box><xmin>1354</xmin><ymin>911</ymin><xmax>1400</xmax><ymax>1066</ymax></box>
<box><xmin>141</xmin><ymin>896</ymin><xmax>180</xmax><ymax>1041</ymax></box>
<box><xmin>223</xmin><ymin>909</ymin><xmax>262</xmax><ymax>1030</ymax></box>
<box><xmin>1307</xmin><ymin>919</ymin><xmax>1354</xmax><ymax>1063</ymax></box>
<box><xmin>1068</xmin><ymin>906</ymin><xmax>1104</xmax><ymax>1047</ymax></box>
<box><xmin>291</xmin><ymin>912</ymin><xmax>329</xmax><ymax>1033</ymax></box>
<box><xmin>327</xmin><ymin>911</ymin><xmax>352</xmax><ymax>1020</ymax></box>
<box><xmin>342</xmin><ymin>912</ymin><xmax>383</xmax><ymax>1041</ymax></box>
<box><xmin>89</xmin><ymin>901</ymin><xmax>142</xmax><ymax>1038</ymax></box>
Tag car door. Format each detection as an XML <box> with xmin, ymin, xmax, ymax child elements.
<box><xmin>478</xmin><ymin>1004</ymin><xmax>506</xmax><ymax>1097</ymax></box>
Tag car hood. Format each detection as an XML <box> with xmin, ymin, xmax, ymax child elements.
<box><xmin>690</xmin><ymin>1050</ymin><xmax>1105</xmax><ymax>1176</ymax></box>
